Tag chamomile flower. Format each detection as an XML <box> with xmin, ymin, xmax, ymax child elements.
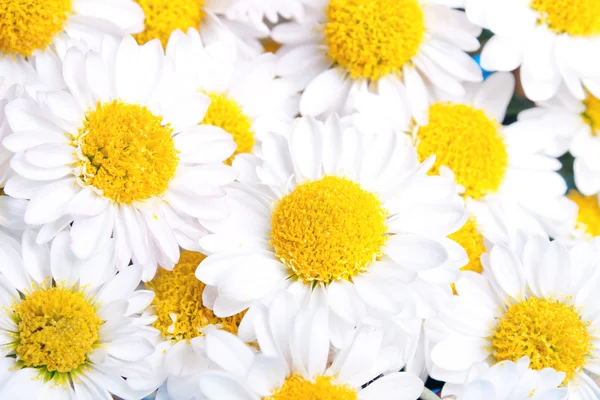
<box><xmin>0</xmin><ymin>229</ymin><xmax>157</xmax><ymax>399</ymax></box>
<box><xmin>561</xmin><ymin>190</ymin><xmax>600</xmax><ymax>242</ymax></box>
<box><xmin>465</xmin><ymin>0</ymin><xmax>600</xmax><ymax>101</ymax></box>
<box><xmin>196</xmin><ymin>114</ymin><xmax>468</xmax><ymax>346</ymax></box>
<box><xmin>126</xmin><ymin>250</ymin><xmax>247</xmax><ymax>400</ymax></box>
<box><xmin>198</xmin><ymin>293</ymin><xmax>425</xmax><ymax>400</ymax></box>
<box><xmin>426</xmin><ymin>237</ymin><xmax>600</xmax><ymax>400</ymax></box>
<box><xmin>442</xmin><ymin>357</ymin><xmax>568</xmax><ymax>400</ymax></box>
<box><xmin>166</xmin><ymin>29</ymin><xmax>299</xmax><ymax>165</ymax></box>
<box><xmin>3</xmin><ymin>36</ymin><xmax>238</xmax><ymax>279</ymax></box>
<box><xmin>271</xmin><ymin>0</ymin><xmax>483</xmax><ymax>117</ymax></box>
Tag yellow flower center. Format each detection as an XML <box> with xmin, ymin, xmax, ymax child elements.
<box><xmin>567</xmin><ymin>190</ymin><xmax>600</xmax><ymax>238</ymax></box>
<box><xmin>270</xmin><ymin>176</ymin><xmax>388</xmax><ymax>283</ymax></box>
<box><xmin>0</xmin><ymin>0</ymin><xmax>72</xmax><ymax>57</ymax></box>
<box><xmin>202</xmin><ymin>93</ymin><xmax>254</xmax><ymax>165</ymax></box>
<box><xmin>582</xmin><ymin>92</ymin><xmax>600</xmax><ymax>134</ymax></box>
<box><xmin>449</xmin><ymin>218</ymin><xmax>485</xmax><ymax>275</ymax></box>
<box><xmin>147</xmin><ymin>251</ymin><xmax>245</xmax><ymax>342</ymax></box>
<box><xmin>266</xmin><ymin>375</ymin><xmax>358</xmax><ymax>400</ymax></box>
<box><xmin>262</xmin><ymin>38</ymin><xmax>281</xmax><ymax>54</ymax></box>
<box><xmin>530</xmin><ymin>0</ymin><xmax>600</xmax><ymax>36</ymax></box>
<box><xmin>492</xmin><ymin>297</ymin><xmax>593</xmax><ymax>382</ymax></box>
<box><xmin>134</xmin><ymin>0</ymin><xmax>206</xmax><ymax>48</ymax></box>
<box><xmin>324</xmin><ymin>0</ymin><xmax>425</xmax><ymax>81</ymax></box>
<box><xmin>416</xmin><ymin>102</ymin><xmax>508</xmax><ymax>200</ymax></box>
<box><xmin>76</xmin><ymin>100</ymin><xmax>179</xmax><ymax>204</ymax></box>
<box><xmin>12</xmin><ymin>286</ymin><xmax>101</xmax><ymax>374</ymax></box>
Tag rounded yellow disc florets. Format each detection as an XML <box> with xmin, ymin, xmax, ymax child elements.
<box><xmin>270</xmin><ymin>176</ymin><xmax>388</xmax><ymax>283</ymax></box>
<box><xmin>12</xmin><ymin>286</ymin><xmax>101</xmax><ymax>373</ymax></box>
<box><xmin>134</xmin><ymin>0</ymin><xmax>206</xmax><ymax>48</ymax></box>
<box><xmin>266</xmin><ymin>375</ymin><xmax>358</xmax><ymax>400</ymax></box>
<box><xmin>324</xmin><ymin>0</ymin><xmax>425</xmax><ymax>81</ymax></box>
<box><xmin>583</xmin><ymin>92</ymin><xmax>600</xmax><ymax>134</ymax></box>
<box><xmin>76</xmin><ymin>100</ymin><xmax>179</xmax><ymax>204</ymax></box>
<box><xmin>416</xmin><ymin>102</ymin><xmax>509</xmax><ymax>200</ymax></box>
<box><xmin>0</xmin><ymin>0</ymin><xmax>72</xmax><ymax>57</ymax></box>
<box><xmin>492</xmin><ymin>297</ymin><xmax>593</xmax><ymax>382</ymax></box>
<box><xmin>202</xmin><ymin>93</ymin><xmax>254</xmax><ymax>165</ymax></box>
<box><xmin>449</xmin><ymin>218</ymin><xmax>485</xmax><ymax>275</ymax></box>
<box><xmin>147</xmin><ymin>251</ymin><xmax>245</xmax><ymax>342</ymax></box>
<box><xmin>567</xmin><ymin>190</ymin><xmax>600</xmax><ymax>238</ymax></box>
<box><xmin>531</xmin><ymin>0</ymin><xmax>600</xmax><ymax>36</ymax></box>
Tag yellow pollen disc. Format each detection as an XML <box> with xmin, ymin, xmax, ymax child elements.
<box><xmin>147</xmin><ymin>251</ymin><xmax>246</xmax><ymax>341</ymax></box>
<box><xmin>134</xmin><ymin>0</ymin><xmax>206</xmax><ymax>48</ymax></box>
<box><xmin>492</xmin><ymin>297</ymin><xmax>593</xmax><ymax>382</ymax></box>
<box><xmin>530</xmin><ymin>0</ymin><xmax>600</xmax><ymax>36</ymax></box>
<box><xmin>324</xmin><ymin>0</ymin><xmax>425</xmax><ymax>81</ymax></box>
<box><xmin>449</xmin><ymin>218</ymin><xmax>485</xmax><ymax>275</ymax></box>
<box><xmin>202</xmin><ymin>93</ymin><xmax>254</xmax><ymax>165</ymax></box>
<box><xmin>270</xmin><ymin>176</ymin><xmax>388</xmax><ymax>283</ymax></box>
<box><xmin>12</xmin><ymin>286</ymin><xmax>101</xmax><ymax>373</ymax></box>
<box><xmin>266</xmin><ymin>375</ymin><xmax>358</xmax><ymax>400</ymax></box>
<box><xmin>567</xmin><ymin>190</ymin><xmax>600</xmax><ymax>238</ymax></box>
<box><xmin>416</xmin><ymin>102</ymin><xmax>509</xmax><ymax>200</ymax></box>
<box><xmin>582</xmin><ymin>92</ymin><xmax>600</xmax><ymax>134</ymax></box>
<box><xmin>76</xmin><ymin>100</ymin><xmax>179</xmax><ymax>204</ymax></box>
<box><xmin>262</xmin><ymin>38</ymin><xmax>281</xmax><ymax>54</ymax></box>
<box><xmin>0</xmin><ymin>0</ymin><xmax>72</xmax><ymax>57</ymax></box>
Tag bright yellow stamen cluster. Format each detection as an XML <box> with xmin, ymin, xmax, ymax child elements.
<box><xmin>492</xmin><ymin>297</ymin><xmax>593</xmax><ymax>382</ymax></box>
<box><xmin>12</xmin><ymin>286</ymin><xmax>101</xmax><ymax>373</ymax></box>
<box><xmin>270</xmin><ymin>176</ymin><xmax>388</xmax><ymax>283</ymax></box>
<box><xmin>449</xmin><ymin>218</ymin><xmax>485</xmax><ymax>275</ymax></box>
<box><xmin>202</xmin><ymin>93</ymin><xmax>254</xmax><ymax>165</ymax></box>
<box><xmin>582</xmin><ymin>92</ymin><xmax>600</xmax><ymax>134</ymax></box>
<box><xmin>531</xmin><ymin>0</ymin><xmax>600</xmax><ymax>36</ymax></box>
<box><xmin>134</xmin><ymin>0</ymin><xmax>206</xmax><ymax>48</ymax></box>
<box><xmin>324</xmin><ymin>0</ymin><xmax>425</xmax><ymax>81</ymax></box>
<box><xmin>266</xmin><ymin>375</ymin><xmax>358</xmax><ymax>400</ymax></box>
<box><xmin>567</xmin><ymin>190</ymin><xmax>600</xmax><ymax>238</ymax></box>
<box><xmin>76</xmin><ymin>100</ymin><xmax>179</xmax><ymax>204</ymax></box>
<box><xmin>0</xmin><ymin>0</ymin><xmax>72</xmax><ymax>57</ymax></box>
<box><xmin>416</xmin><ymin>102</ymin><xmax>509</xmax><ymax>200</ymax></box>
<box><xmin>147</xmin><ymin>251</ymin><xmax>245</xmax><ymax>342</ymax></box>
<box><xmin>262</xmin><ymin>38</ymin><xmax>281</xmax><ymax>54</ymax></box>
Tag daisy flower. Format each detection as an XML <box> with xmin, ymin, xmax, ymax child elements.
<box><xmin>0</xmin><ymin>229</ymin><xmax>157</xmax><ymax>399</ymax></box>
<box><xmin>465</xmin><ymin>0</ymin><xmax>600</xmax><ymax>101</ymax></box>
<box><xmin>196</xmin><ymin>114</ymin><xmax>469</xmax><ymax>344</ymax></box>
<box><xmin>3</xmin><ymin>35</ymin><xmax>237</xmax><ymax>279</ymax></box>
<box><xmin>166</xmin><ymin>28</ymin><xmax>299</xmax><ymax>165</ymax></box>
<box><xmin>198</xmin><ymin>293</ymin><xmax>425</xmax><ymax>400</ymax></box>
<box><xmin>560</xmin><ymin>190</ymin><xmax>600</xmax><ymax>243</ymax></box>
<box><xmin>443</xmin><ymin>357</ymin><xmax>568</xmax><ymax>400</ymax></box>
<box><xmin>426</xmin><ymin>236</ymin><xmax>600</xmax><ymax>399</ymax></box>
<box><xmin>126</xmin><ymin>250</ymin><xmax>247</xmax><ymax>400</ymax></box>
<box><xmin>0</xmin><ymin>0</ymin><xmax>143</xmax><ymax>84</ymax></box>
<box><xmin>271</xmin><ymin>0</ymin><xmax>483</xmax><ymax>117</ymax></box>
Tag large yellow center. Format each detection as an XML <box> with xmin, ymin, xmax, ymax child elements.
<box><xmin>324</xmin><ymin>0</ymin><xmax>425</xmax><ymax>81</ymax></box>
<box><xmin>12</xmin><ymin>286</ymin><xmax>101</xmax><ymax>374</ymax></box>
<box><xmin>416</xmin><ymin>103</ymin><xmax>509</xmax><ymax>200</ymax></box>
<box><xmin>202</xmin><ymin>93</ymin><xmax>254</xmax><ymax>165</ymax></box>
<box><xmin>270</xmin><ymin>176</ymin><xmax>388</xmax><ymax>283</ymax></box>
<box><xmin>530</xmin><ymin>0</ymin><xmax>600</xmax><ymax>36</ymax></box>
<box><xmin>567</xmin><ymin>190</ymin><xmax>600</xmax><ymax>238</ymax></box>
<box><xmin>0</xmin><ymin>0</ymin><xmax>72</xmax><ymax>57</ymax></box>
<box><xmin>134</xmin><ymin>0</ymin><xmax>206</xmax><ymax>48</ymax></box>
<box><xmin>147</xmin><ymin>251</ymin><xmax>245</xmax><ymax>342</ymax></box>
<box><xmin>449</xmin><ymin>218</ymin><xmax>485</xmax><ymax>275</ymax></box>
<box><xmin>582</xmin><ymin>92</ymin><xmax>600</xmax><ymax>134</ymax></box>
<box><xmin>266</xmin><ymin>375</ymin><xmax>358</xmax><ymax>400</ymax></box>
<box><xmin>492</xmin><ymin>297</ymin><xmax>593</xmax><ymax>382</ymax></box>
<box><xmin>76</xmin><ymin>100</ymin><xmax>179</xmax><ymax>204</ymax></box>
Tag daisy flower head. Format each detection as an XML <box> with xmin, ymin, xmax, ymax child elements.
<box><xmin>127</xmin><ymin>250</ymin><xmax>247</xmax><ymax>400</ymax></box>
<box><xmin>2</xmin><ymin>35</ymin><xmax>238</xmax><ymax>279</ymax></box>
<box><xmin>443</xmin><ymin>357</ymin><xmax>568</xmax><ymax>400</ymax></box>
<box><xmin>467</xmin><ymin>0</ymin><xmax>600</xmax><ymax>101</ymax></box>
<box><xmin>198</xmin><ymin>292</ymin><xmax>425</xmax><ymax>400</ymax></box>
<box><xmin>166</xmin><ymin>28</ymin><xmax>299</xmax><ymax>165</ymax></box>
<box><xmin>0</xmin><ymin>229</ymin><xmax>157</xmax><ymax>399</ymax></box>
<box><xmin>196</xmin><ymin>114</ymin><xmax>469</xmax><ymax>344</ymax></box>
<box><xmin>271</xmin><ymin>0</ymin><xmax>483</xmax><ymax>118</ymax></box>
<box><xmin>426</xmin><ymin>236</ymin><xmax>600</xmax><ymax>399</ymax></box>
